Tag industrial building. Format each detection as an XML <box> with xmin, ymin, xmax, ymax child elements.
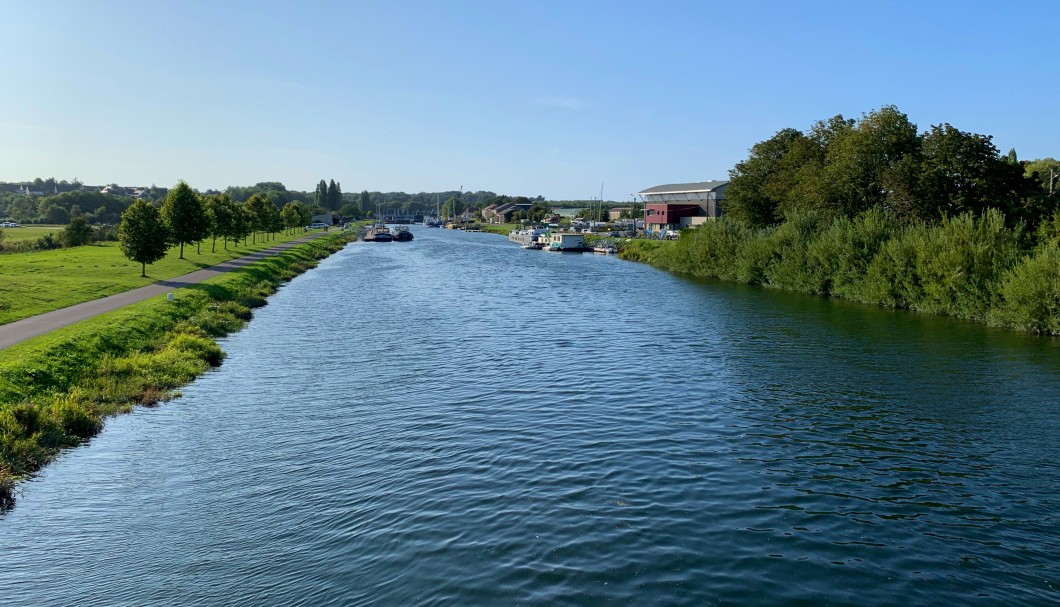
<box><xmin>638</xmin><ymin>180</ymin><xmax>729</xmax><ymax>232</ymax></box>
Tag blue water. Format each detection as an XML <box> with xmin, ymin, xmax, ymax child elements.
<box><xmin>3</xmin><ymin>228</ymin><xmax>1060</xmax><ymax>606</ymax></box>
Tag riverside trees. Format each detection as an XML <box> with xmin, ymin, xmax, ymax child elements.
<box><xmin>725</xmin><ymin>106</ymin><xmax>1039</xmax><ymax>228</ymax></box>
<box><xmin>118</xmin><ymin>200</ymin><xmax>170</xmax><ymax>277</ymax></box>
<box><xmin>162</xmin><ymin>181</ymin><xmax>209</xmax><ymax>258</ymax></box>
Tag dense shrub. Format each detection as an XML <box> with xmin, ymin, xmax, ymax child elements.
<box><xmin>995</xmin><ymin>246</ymin><xmax>1060</xmax><ymax>334</ymax></box>
<box><xmin>635</xmin><ymin>208</ymin><xmax>1055</xmax><ymax>334</ymax></box>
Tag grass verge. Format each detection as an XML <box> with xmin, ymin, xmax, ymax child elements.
<box><xmin>0</xmin><ymin>233</ymin><xmax>351</xmax><ymax>511</ymax></box>
<box><xmin>0</xmin><ymin>230</ymin><xmax>329</xmax><ymax>325</ymax></box>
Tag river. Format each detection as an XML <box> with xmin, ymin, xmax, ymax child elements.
<box><xmin>3</xmin><ymin>227</ymin><xmax>1060</xmax><ymax>606</ymax></box>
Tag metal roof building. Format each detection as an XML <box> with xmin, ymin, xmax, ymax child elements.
<box><xmin>637</xmin><ymin>180</ymin><xmax>729</xmax><ymax>230</ymax></box>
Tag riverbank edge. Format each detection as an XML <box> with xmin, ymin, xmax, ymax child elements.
<box><xmin>615</xmin><ymin>212</ymin><xmax>1060</xmax><ymax>336</ymax></box>
<box><xmin>0</xmin><ymin>233</ymin><xmax>353</xmax><ymax>511</ymax></box>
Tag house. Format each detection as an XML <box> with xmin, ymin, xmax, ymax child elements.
<box><xmin>637</xmin><ymin>180</ymin><xmax>729</xmax><ymax>232</ymax></box>
<box><xmin>608</xmin><ymin>207</ymin><xmax>632</xmax><ymax>221</ymax></box>
<box><xmin>547</xmin><ymin>232</ymin><xmax>584</xmax><ymax>250</ymax></box>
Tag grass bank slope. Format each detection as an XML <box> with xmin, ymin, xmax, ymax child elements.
<box><xmin>0</xmin><ymin>233</ymin><xmax>350</xmax><ymax>511</ymax></box>
<box><xmin>0</xmin><ymin>231</ymin><xmax>325</xmax><ymax>325</ymax></box>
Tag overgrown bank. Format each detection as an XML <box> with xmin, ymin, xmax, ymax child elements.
<box><xmin>619</xmin><ymin>209</ymin><xmax>1060</xmax><ymax>335</ymax></box>
<box><xmin>0</xmin><ymin>233</ymin><xmax>351</xmax><ymax>510</ymax></box>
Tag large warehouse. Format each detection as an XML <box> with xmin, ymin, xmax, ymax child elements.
<box><xmin>638</xmin><ymin>180</ymin><xmax>729</xmax><ymax>232</ymax></box>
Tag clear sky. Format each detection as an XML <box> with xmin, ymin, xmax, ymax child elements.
<box><xmin>2</xmin><ymin>1</ymin><xmax>1057</xmax><ymax>201</ymax></box>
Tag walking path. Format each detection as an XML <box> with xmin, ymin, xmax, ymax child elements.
<box><xmin>0</xmin><ymin>232</ymin><xmax>333</xmax><ymax>351</ymax></box>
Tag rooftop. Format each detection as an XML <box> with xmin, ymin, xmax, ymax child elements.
<box><xmin>638</xmin><ymin>180</ymin><xmax>729</xmax><ymax>196</ymax></box>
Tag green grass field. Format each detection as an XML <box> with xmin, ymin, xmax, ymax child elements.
<box><xmin>0</xmin><ymin>230</ymin><xmax>326</xmax><ymax>325</ymax></box>
<box><xmin>0</xmin><ymin>225</ymin><xmax>65</xmax><ymax>242</ymax></box>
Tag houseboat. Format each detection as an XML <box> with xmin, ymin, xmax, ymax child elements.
<box><xmin>392</xmin><ymin>225</ymin><xmax>414</xmax><ymax>241</ymax></box>
<box><xmin>363</xmin><ymin>224</ymin><xmax>393</xmax><ymax>242</ymax></box>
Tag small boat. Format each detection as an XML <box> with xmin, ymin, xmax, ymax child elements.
<box><xmin>363</xmin><ymin>224</ymin><xmax>393</xmax><ymax>242</ymax></box>
<box><xmin>593</xmin><ymin>242</ymin><xmax>617</xmax><ymax>254</ymax></box>
<box><xmin>392</xmin><ymin>225</ymin><xmax>414</xmax><ymax>241</ymax></box>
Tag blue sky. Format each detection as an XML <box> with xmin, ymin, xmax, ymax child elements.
<box><xmin>1</xmin><ymin>1</ymin><xmax>1057</xmax><ymax>200</ymax></box>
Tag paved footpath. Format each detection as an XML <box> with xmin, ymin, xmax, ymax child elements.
<box><xmin>0</xmin><ymin>232</ymin><xmax>333</xmax><ymax>351</ymax></box>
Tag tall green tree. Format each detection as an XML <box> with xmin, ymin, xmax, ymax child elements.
<box><xmin>316</xmin><ymin>179</ymin><xmax>329</xmax><ymax>209</ymax></box>
<box><xmin>118</xmin><ymin>199</ymin><xmax>170</xmax><ymax>277</ymax></box>
<box><xmin>326</xmin><ymin>180</ymin><xmax>342</xmax><ymax>210</ymax></box>
<box><xmin>244</xmin><ymin>194</ymin><xmax>274</xmax><ymax>243</ymax></box>
<box><xmin>360</xmin><ymin>190</ymin><xmax>370</xmax><ymax>213</ymax></box>
<box><xmin>280</xmin><ymin>201</ymin><xmax>303</xmax><ymax>234</ymax></box>
<box><xmin>161</xmin><ymin>181</ymin><xmax>208</xmax><ymax>259</ymax></box>
<box><xmin>61</xmin><ymin>215</ymin><xmax>94</xmax><ymax>247</ymax></box>
<box><xmin>205</xmin><ymin>193</ymin><xmax>239</xmax><ymax>252</ymax></box>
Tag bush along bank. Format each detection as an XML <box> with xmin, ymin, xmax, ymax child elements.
<box><xmin>618</xmin><ymin>208</ymin><xmax>1060</xmax><ymax>335</ymax></box>
<box><xmin>0</xmin><ymin>233</ymin><xmax>352</xmax><ymax>511</ymax></box>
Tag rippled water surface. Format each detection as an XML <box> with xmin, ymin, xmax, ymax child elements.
<box><xmin>4</xmin><ymin>228</ymin><xmax>1060</xmax><ymax>606</ymax></box>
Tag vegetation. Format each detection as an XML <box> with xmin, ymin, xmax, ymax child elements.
<box><xmin>611</xmin><ymin>106</ymin><xmax>1060</xmax><ymax>336</ymax></box>
<box><xmin>0</xmin><ymin>229</ymin><xmax>317</xmax><ymax>325</ymax></box>
<box><xmin>725</xmin><ymin>106</ymin><xmax>1042</xmax><ymax>230</ymax></box>
<box><xmin>161</xmin><ymin>181</ymin><xmax>209</xmax><ymax>259</ymax></box>
<box><xmin>621</xmin><ymin>209</ymin><xmax>1060</xmax><ymax>334</ymax></box>
<box><xmin>0</xmin><ymin>234</ymin><xmax>351</xmax><ymax>511</ymax></box>
<box><xmin>118</xmin><ymin>200</ymin><xmax>171</xmax><ymax>277</ymax></box>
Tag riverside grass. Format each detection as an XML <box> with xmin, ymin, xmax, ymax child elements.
<box><xmin>618</xmin><ymin>209</ymin><xmax>1060</xmax><ymax>335</ymax></box>
<box><xmin>0</xmin><ymin>233</ymin><xmax>351</xmax><ymax>510</ymax></box>
<box><xmin>0</xmin><ymin>229</ymin><xmax>323</xmax><ymax>325</ymax></box>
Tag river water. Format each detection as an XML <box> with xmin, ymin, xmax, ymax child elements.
<box><xmin>3</xmin><ymin>228</ymin><xmax>1060</xmax><ymax>606</ymax></box>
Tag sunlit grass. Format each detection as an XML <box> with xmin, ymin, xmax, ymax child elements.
<box><xmin>0</xmin><ymin>230</ymin><xmax>324</xmax><ymax>325</ymax></box>
<box><xmin>0</xmin><ymin>233</ymin><xmax>351</xmax><ymax>510</ymax></box>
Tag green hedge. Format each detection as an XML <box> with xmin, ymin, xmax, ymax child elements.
<box><xmin>625</xmin><ymin>209</ymin><xmax>1059</xmax><ymax>335</ymax></box>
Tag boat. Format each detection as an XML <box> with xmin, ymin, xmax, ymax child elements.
<box><xmin>392</xmin><ymin>225</ymin><xmax>414</xmax><ymax>241</ymax></box>
<box><xmin>363</xmin><ymin>224</ymin><xmax>393</xmax><ymax>242</ymax></box>
<box><xmin>593</xmin><ymin>242</ymin><xmax>617</xmax><ymax>254</ymax></box>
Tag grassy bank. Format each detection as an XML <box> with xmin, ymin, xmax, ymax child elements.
<box><xmin>0</xmin><ymin>225</ymin><xmax>65</xmax><ymax>243</ymax></box>
<box><xmin>619</xmin><ymin>209</ymin><xmax>1060</xmax><ymax>335</ymax></box>
<box><xmin>0</xmin><ymin>233</ymin><xmax>351</xmax><ymax>510</ymax></box>
<box><xmin>0</xmin><ymin>230</ymin><xmax>326</xmax><ymax>325</ymax></box>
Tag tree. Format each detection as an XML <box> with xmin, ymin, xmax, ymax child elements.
<box><xmin>118</xmin><ymin>200</ymin><xmax>170</xmax><ymax>277</ymax></box>
<box><xmin>61</xmin><ymin>215</ymin><xmax>94</xmax><ymax>247</ymax></box>
<box><xmin>244</xmin><ymin>194</ymin><xmax>274</xmax><ymax>243</ymax></box>
<box><xmin>725</xmin><ymin>128</ymin><xmax>809</xmax><ymax>227</ymax></box>
<box><xmin>360</xmin><ymin>190</ymin><xmax>370</xmax><ymax>213</ymax></box>
<box><xmin>326</xmin><ymin>180</ymin><xmax>342</xmax><ymax>210</ymax></box>
<box><xmin>205</xmin><ymin>193</ymin><xmax>239</xmax><ymax>252</ymax></box>
<box><xmin>280</xmin><ymin>202</ymin><xmax>301</xmax><ymax>234</ymax></box>
<box><xmin>316</xmin><ymin>180</ymin><xmax>329</xmax><ymax>209</ymax></box>
<box><xmin>161</xmin><ymin>181</ymin><xmax>208</xmax><ymax>259</ymax></box>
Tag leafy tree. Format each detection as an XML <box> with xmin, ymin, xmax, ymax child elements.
<box><xmin>441</xmin><ymin>196</ymin><xmax>462</xmax><ymax>219</ymax></box>
<box><xmin>316</xmin><ymin>180</ymin><xmax>329</xmax><ymax>209</ymax></box>
<box><xmin>42</xmin><ymin>204</ymin><xmax>70</xmax><ymax>225</ymax></box>
<box><xmin>61</xmin><ymin>215</ymin><xmax>94</xmax><ymax>247</ymax></box>
<box><xmin>205</xmin><ymin>193</ymin><xmax>239</xmax><ymax>251</ymax></box>
<box><xmin>118</xmin><ymin>199</ymin><xmax>170</xmax><ymax>277</ymax></box>
<box><xmin>280</xmin><ymin>202</ymin><xmax>301</xmax><ymax>234</ymax></box>
<box><xmin>725</xmin><ymin>128</ymin><xmax>809</xmax><ymax>226</ymax></box>
<box><xmin>326</xmin><ymin>180</ymin><xmax>342</xmax><ymax>210</ymax></box>
<box><xmin>161</xmin><ymin>181</ymin><xmax>208</xmax><ymax>258</ymax></box>
<box><xmin>245</xmin><ymin>194</ymin><xmax>274</xmax><ymax>243</ymax></box>
<box><xmin>360</xmin><ymin>190</ymin><xmax>370</xmax><ymax>213</ymax></box>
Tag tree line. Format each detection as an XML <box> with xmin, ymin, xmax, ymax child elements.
<box><xmin>118</xmin><ymin>181</ymin><xmax>320</xmax><ymax>276</ymax></box>
<box><xmin>724</xmin><ymin>106</ymin><xmax>1057</xmax><ymax>231</ymax></box>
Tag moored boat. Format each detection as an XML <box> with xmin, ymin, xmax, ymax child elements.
<box><xmin>364</xmin><ymin>224</ymin><xmax>393</xmax><ymax>242</ymax></box>
<box><xmin>392</xmin><ymin>225</ymin><xmax>414</xmax><ymax>241</ymax></box>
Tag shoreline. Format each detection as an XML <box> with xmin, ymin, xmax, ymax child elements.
<box><xmin>0</xmin><ymin>233</ymin><xmax>353</xmax><ymax>512</ymax></box>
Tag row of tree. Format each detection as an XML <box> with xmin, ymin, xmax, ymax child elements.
<box><xmin>117</xmin><ymin>182</ymin><xmax>319</xmax><ymax>276</ymax></box>
<box><xmin>724</xmin><ymin>106</ymin><xmax>1056</xmax><ymax>230</ymax></box>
